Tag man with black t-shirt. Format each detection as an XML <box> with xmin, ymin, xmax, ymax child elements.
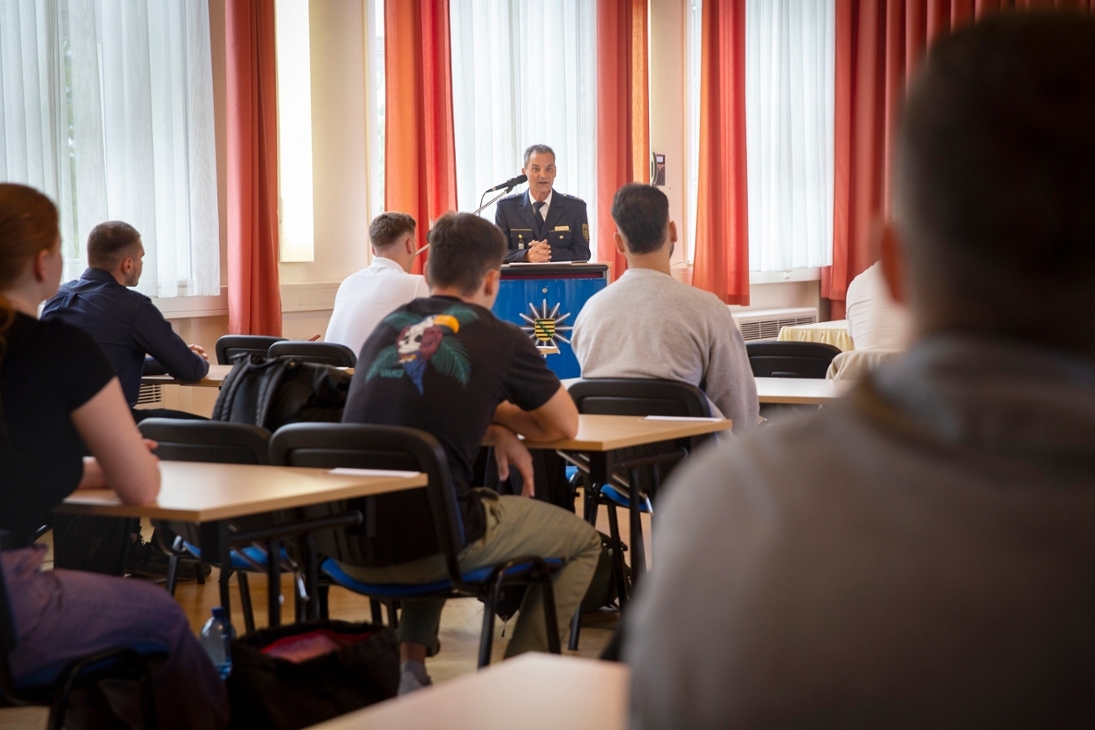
<box><xmin>342</xmin><ymin>212</ymin><xmax>601</xmax><ymax>694</ymax></box>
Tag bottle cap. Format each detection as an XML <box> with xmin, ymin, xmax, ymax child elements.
<box><xmin>212</xmin><ymin>606</ymin><xmax>227</xmax><ymax>620</ymax></box>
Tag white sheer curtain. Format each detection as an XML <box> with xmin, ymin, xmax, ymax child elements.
<box><xmin>449</xmin><ymin>0</ymin><xmax>596</xmax><ymax>230</ymax></box>
<box><xmin>745</xmin><ymin>0</ymin><xmax>834</xmax><ymax>272</ymax></box>
<box><xmin>0</xmin><ymin>0</ymin><xmax>219</xmax><ymax>297</ymax></box>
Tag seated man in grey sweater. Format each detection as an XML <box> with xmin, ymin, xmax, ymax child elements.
<box><xmin>571</xmin><ymin>183</ymin><xmax>757</xmax><ymax>432</ymax></box>
<box><xmin>628</xmin><ymin>15</ymin><xmax>1095</xmax><ymax>727</ymax></box>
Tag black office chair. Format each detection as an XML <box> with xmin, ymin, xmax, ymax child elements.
<box><xmin>564</xmin><ymin>379</ymin><xmax>707</xmax><ymax>645</ymax></box>
<box><xmin>268</xmin><ymin>341</ymin><xmax>357</xmax><ymax>368</ymax></box>
<box><xmin>269</xmin><ymin>423</ymin><xmax>563</xmax><ymax>667</ymax></box>
<box><xmin>0</xmin><ymin>541</ymin><xmax>165</xmax><ymax>730</ymax></box>
<box><xmin>215</xmin><ymin>335</ymin><xmax>287</xmax><ymax>365</ymax></box>
<box><xmin>746</xmin><ymin>341</ymin><xmax>841</xmax><ymax>378</ymax></box>
<box><xmin>138</xmin><ymin>419</ymin><xmax>278</xmax><ymax>634</ymax></box>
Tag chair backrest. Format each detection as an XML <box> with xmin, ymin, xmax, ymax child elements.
<box><xmin>746</xmin><ymin>341</ymin><xmax>842</xmax><ymax>379</ymax></box>
<box><xmin>137</xmin><ymin>420</ymin><xmax>273</xmax><ymax>544</ymax></box>
<box><xmin>567</xmin><ymin>379</ymin><xmax>712</xmax><ymax>418</ymax></box>
<box><xmin>137</xmin><ymin>419</ymin><xmax>271</xmax><ymax>465</ymax></box>
<box><xmin>269</xmin><ymin>423</ymin><xmax>464</xmax><ymax>569</ymax></box>
<box><xmin>268</xmin><ymin>341</ymin><xmax>357</xmax><ymax>368</ymax></box>
<box><xmin>216</xmin><ymin>335</ymin><xmax>287</xmax><ymax>365</ymax></box>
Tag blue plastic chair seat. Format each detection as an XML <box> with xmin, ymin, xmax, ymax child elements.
<box><xmin>14</xmin><ymin>641</ymin><xmax>168</xmax><ymax>690</ymax></box>
<box><xmin>600</xmin><ymin>484</ymin><xmax>653</xmax><ymax>513</ymax></box>
<box><xmin>181</xmin><ymin>541</ymin><xmax>279</xmax><ymax>572</ymax></box>
<box><xmin>321</xmin><ymin>557</ymin><xmax>564</xmax><ymax>599</ymax></box>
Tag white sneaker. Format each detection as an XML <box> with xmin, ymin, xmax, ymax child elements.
<box><xmin>398</xmin><ymin>660</ymin><xmax>432</xmax><ymax>695</ymax></box>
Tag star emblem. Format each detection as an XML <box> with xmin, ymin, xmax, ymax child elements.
<box><xmin>520</xmin><ymin>299</ymin><xmax>573</xmax><ymax>353</ymax></box>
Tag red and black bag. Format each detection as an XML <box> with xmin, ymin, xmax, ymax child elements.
<box><xmin>226</xmin><ymin>620</ymin><xmax>398</xmax><ymax>729</ymax></box>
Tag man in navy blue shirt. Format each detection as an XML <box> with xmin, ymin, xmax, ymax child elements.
<box><xmin>42</xmin><ymin>221</ymin><xmax>209</xmax><ymax>421</ymax></box>
<box><xmin>42</xmin><ymin>221</ymin><xmax>212</xmax><ymax>579</ymax></box>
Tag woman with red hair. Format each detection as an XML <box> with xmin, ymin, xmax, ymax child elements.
<box><xmin>0</xmin><ymin>183</ymin><xmax>227</xmax><ymax>728</ymax></box>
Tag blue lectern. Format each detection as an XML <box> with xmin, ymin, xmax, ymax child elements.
<box><xmin>493</xmin><ymin>263</ymin><xmax>610</xmax><ymax>378</ymax></box>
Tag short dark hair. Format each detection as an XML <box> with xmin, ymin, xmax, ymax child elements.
<box><xmin>369</xmin><ymin>212</ymin><xmax>416</xmax><ymax>250</ymax></box>
<box><xmin>895</xmin><ymin>13</ymin><xmax>1095</xmax><ymax>351</ymax></box>
<box><xmin>611</xmin><ymin>183</ymin><xmax>670</xmax><ymax>255</ymax></box>
<box><xmin>87</xmin><ymin>221</ymin><xmax>141</xmax><ymax>270</ymax></box>
<box><xmin>523</xmin><ymin>144</ymin><xmax>555</xmax><ymax>167</ymax></box>
<box><xmin>425</xmin><ymin>213</ymin><xmax>506</xmax><ymax>294</ymax></box>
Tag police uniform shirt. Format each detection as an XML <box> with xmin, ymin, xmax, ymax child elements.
<box><xmin>495</xmin><ymin>189</ymin><xmax>591</xmax><ymax>264</ymax></box>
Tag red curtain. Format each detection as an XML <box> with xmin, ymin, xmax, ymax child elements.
<box><xmin>827</xmin><ymin>0</ymin><xmax>1092</xmax><ymax>318</ymax></box>
<box><xmin>225</xmin><ymin>0</ymin><xmax>282</xmax><ymax>335</ymax></box>
<box><xmin>385</xmin><ymin>0</ymin><xmax>458</xmax><ymax>276</ymax></box>
<box><xmin>692</xmin><ymin>0</ymin><xmax>749</xmax><ymax>305</ymax></box>
<box><xmin>596</xmin><ymin>0</ymin><xmax>649</xmax><ymax>281</ymax></box>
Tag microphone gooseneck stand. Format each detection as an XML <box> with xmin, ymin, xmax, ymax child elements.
<box><xmin>417</xmin><ymin>181</ymin><xmax>525</xmax><ymax>256</ymax></box>
<box><xmin>474</xmin><ymin>184</ymin><xmax>519</xmax><ymax>217</ymax></box>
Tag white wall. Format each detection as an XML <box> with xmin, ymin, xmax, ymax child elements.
<box><xmin>280</xmin><ymin>0</ymin><xmax>372</xmax><ymax>287</ymax></box>
<box><xmin>650</xmin><ymin>0</ymin><xmax>689</xmax><ymax>271</ymax></box>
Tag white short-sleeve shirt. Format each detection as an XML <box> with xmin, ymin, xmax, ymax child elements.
<box><xmin>324</xmin><ymin>257</ymin><xmax>431</xmax><ymax>357</ymax></box>
<box><xmin>845</xmin><ymin>262</ymin><xmax>912</xmax><ymax>351</ymax></box>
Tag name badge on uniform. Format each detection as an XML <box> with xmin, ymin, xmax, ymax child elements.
<box><xmin>554</xmin><ymin>225</ymin><xmax>570</xmax><ymax>232</ymax></box>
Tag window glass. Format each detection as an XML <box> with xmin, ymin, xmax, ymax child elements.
<box><xmin>0</xmin><ymin>0</ymin><xmax>219</xmax><ymax>297</ymax></box>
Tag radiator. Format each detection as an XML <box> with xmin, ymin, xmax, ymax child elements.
<box><xmin>731</xmin><ymin>307</ymin><xmax>818</xmax><ymax>341</ymax></box>
<box><xmin>137</xmin><ymin>383</ymin><xmax>162</xmax><ymax>405</ymax></box>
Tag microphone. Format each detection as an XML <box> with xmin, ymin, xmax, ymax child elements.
<box><xmin>484</xmin><ymin>174</ymin><xmax>527</xmax><ymax>193</ymax></box>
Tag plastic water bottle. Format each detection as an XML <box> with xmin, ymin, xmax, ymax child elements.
<box><xmin>200</xmin><ymin>606</ymin><xmax>236</xmax><ymax>680</ymax></box>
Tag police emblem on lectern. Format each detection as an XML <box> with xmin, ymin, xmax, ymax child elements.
<box><xmin>519</xmin><ymin>300</ymin><xmax>572</xmax><ymax>355</ymax></box>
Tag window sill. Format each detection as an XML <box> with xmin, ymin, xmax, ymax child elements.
<box><xmin>153</xmin><ymin>282</ymin><xmax>341</xmax><ymax>320</ymax></box>
<box><xmin>749</xmin><ymin>268</ymin><xmax>822</xmax><ymax>285</ymax></box>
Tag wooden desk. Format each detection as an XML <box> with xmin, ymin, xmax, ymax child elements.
<box><xmin>58</xmin><ymin>462</ymin><xmax>426</xmax><ymax>625</ymax></box>
<box><xmin>141</xmin><ymin>364</ymin><xmax>234</xmax><ymax>388</ymax></box>
<box><xmin>57</xmin><ymin>461</ymin><xmax>426</xmax><ymax>522</ymax></box>
<box><xmin>307</xmin><ymin>654</ymin><xmax>628</xmax><ymax>730</ymax></box>
<box><xmin>523</xmin><ymin>413</ymin><xmax>732</xmax><ymax>451</ymax></box>
<box><xmin>141</xmin><ymin>364</ymin><xmax>354</xmax><ymax>388</ymax></box>
<box><xmin>755</xmin><ymin>377</ymin><xmax>849</xmax><ymax>405</ymax></box>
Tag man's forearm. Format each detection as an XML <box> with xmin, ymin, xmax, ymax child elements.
<box><xmin>137</xmin><ymin>302</ymin><xmax>210</xmax><ymax>380</ymax></box>
<box><xmin>492</xmin><ymin>401</ymin><xmax>569</xmax><ymax>441</ymax></box>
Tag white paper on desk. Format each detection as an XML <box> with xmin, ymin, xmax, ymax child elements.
<box><xmin>327</xmin><ymin>467</ymin><xmax>421</xmax><ymax>478</ymax></box>
<box><xmin>506</xmin><ymin>261</ymin><xmax>574</xmax><ymax>266</ymax></box>
<box><xmin>642</xmin><ymin>416</ymin><xmax>724</xmax><ymax>422</ymax></box>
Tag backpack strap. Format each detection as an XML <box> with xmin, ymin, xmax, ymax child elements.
<box><xmin>212</xmin><ymin>355</ymin><xmax>286</xmax><ymax>425</ymax></box>
<box><xmin>211</xmin><ymin>356</ymin><xmax>255</xmax><ymax>421</ymax></box>
<box><xmin>254</xmin><ymin>358</ymin><xmax>296</xmax><ymax>429</ymax></box>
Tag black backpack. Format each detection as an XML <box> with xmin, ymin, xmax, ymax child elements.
<box><xmin>212</xmin><ymin>355</ymin><xmax>352</xmax><ymax>431</ymax></box>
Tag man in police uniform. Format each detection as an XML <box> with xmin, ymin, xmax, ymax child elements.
<box><xmin>495</xmin><ymin>144</ymin><xmax>591</xmax><ymax>263</ymax></box>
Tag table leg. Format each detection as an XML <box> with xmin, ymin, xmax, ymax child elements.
<box><xmin>200</xmin><ymin>521</ymin><xmax>233</xmax><ymax>627</ymax></box>
<box><xmin>303</xmin><ymin>532</ymin><xmax>320</xmax><ymax>621</ymax></box>
<box><xmin>266</xmin><ymin>538</ymin><xmax>281</xmax><ymax>627</ymax></box>
<box><xmin>629</xmin><ymin>465</ymin><xmax>646</xmax><ymax>584</ymax></box>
